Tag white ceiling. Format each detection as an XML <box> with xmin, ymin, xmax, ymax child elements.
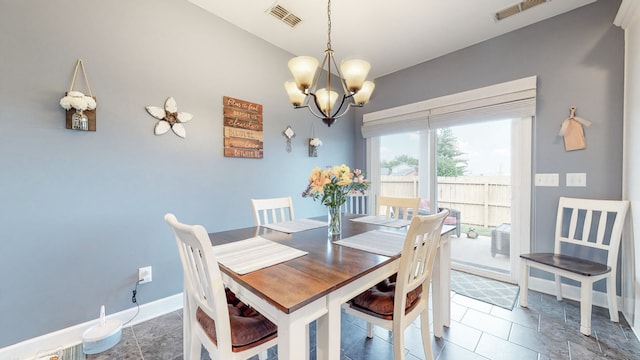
<box><xmin>188</xmin><ymin>0</ymin><xmax>597</xmax><ymax>79</ymax></box>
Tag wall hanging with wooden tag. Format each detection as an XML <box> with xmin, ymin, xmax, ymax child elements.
<box><xmin>559</xmin><ymin>106</ymin><xmax>591</xmax><ymax>151</ymax></box>
<box><xmin>60</xmin><ymin>59</ymin><xmax>97</xmax><ymax>131</ymax></box>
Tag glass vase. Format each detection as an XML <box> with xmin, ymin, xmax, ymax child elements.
<box><xmin>72</xmin><ymin>109</ymin><xmax>89</xmax><ymax>131</ymax></box>
<box><xmin>327</xmin><ymin>204</ymin><xmax>342</xmax><ymax>237</ymax></box>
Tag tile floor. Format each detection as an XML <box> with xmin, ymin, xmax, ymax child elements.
<box><xmin>86</xmin><ymin>290</ymin><xmax>640</xmax><ymax>360</ymax></box>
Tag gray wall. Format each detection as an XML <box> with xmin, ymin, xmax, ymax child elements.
<box><xmin>356</xmin><ymin>0</ymin><xmax>624</xmax><ymax>283</ymax></box>
<box><xmin>0</xmin><ymin>0</ymin><xmax>357</xmax><ymax>347</ymax></box>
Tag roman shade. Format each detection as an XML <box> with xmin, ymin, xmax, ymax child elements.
<box><xmin>361</xmin><ymin>76</ymin><xmax>537</xmax><ymax>138</ymax></box>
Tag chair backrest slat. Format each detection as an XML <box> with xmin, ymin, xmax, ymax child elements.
<box><xmin>554</xmin><ymin>197</ymin><xmax>629</xmax><ymax>268</ymax></box>
<box><xmin>165</xmin><ymin>213</ymin><xmax>235</xmax><ymax>356</ymax></box>
<box><xmin>581</xmin><ymin>209</ymin><xmax>593</xmax><ymax>243</ymax></box>
<box><xmin>344</xmin><ymin>192</ymin><xmax>368</xmax><ymax>215</ymax></box>
<box><xmin>395</xmin><ymin>209</ymin><xmax>448</xmax><ymax>315</ymax></box>
<box><xmin>251</xmin><ymin>196</ymin><xmax>295</xmax><ymax>225</ymax></box>
<box><xmin>376</xmin><ymin>196</ymin><xmax>420</xmax><ymax>220</ymax></box>
<box><xmin>596</xmin><ymin>211</ymin><xmax>607</xmax><ymax>246</ymax></box>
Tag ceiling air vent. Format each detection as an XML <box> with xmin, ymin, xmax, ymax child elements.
<box><xmin>267</xmin><ymin>4</ymin><xmax>302</xmax><ymax>28</ymax></box>
<box><xmin>495</xmin><ymin>0</ymin><xmax>548</xmax><ymax>21</ymax></box>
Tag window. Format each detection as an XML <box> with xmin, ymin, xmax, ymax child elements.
<box><xmin>363</xmin><ymin>77</ymin><xmax>534</xmax><ymax>281</ymax></box>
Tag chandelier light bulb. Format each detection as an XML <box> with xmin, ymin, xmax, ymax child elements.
<box><xmin>288</xmin><ymin>56</ymin><xmax>319</xmax><ymax>91</ymax></box>
<box><xmin>353</xmin><ymin>81</ymin><xmax>375</xmax><ymax>105</ymax></box>
<box><xmin>340</xmin><ymin>59</ymin><xmax>371</xmax><ymax>93</ymax></box>
<box><xmin>284</xmin><ymin>81</ymin><xmax>306</xmax><ymax>106</ymax></box>
<box><xmin>316</xmin><ymin>88</ymin><xmax>339</xmax><ymax>114</ymax></box>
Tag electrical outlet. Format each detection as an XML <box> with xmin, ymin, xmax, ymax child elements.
<box><xmin>139</xmin><ymin>266</ymin><xmax>152</xmax><ymax>284</ymax></box>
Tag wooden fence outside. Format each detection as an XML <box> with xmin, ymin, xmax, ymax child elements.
<box><xmin>380</xmin><ymin>175</ymin><xmax>511</xmax><ymax>228</ymax></box>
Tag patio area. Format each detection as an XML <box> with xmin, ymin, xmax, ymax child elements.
<box><xmin>450</xmin><ymin>233</ymin><xmax>511</xmax><ymax>275</ymax></box>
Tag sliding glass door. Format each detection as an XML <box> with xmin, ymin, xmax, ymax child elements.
<box><xmin>439</xmin><ymin>119</ymin><xmax>513</xmax><ymax>280</ymax></box>
<box><xmin>368</xmin><ymin>118</ymin><xmax>531</xmax><ymax>283</ymax></box>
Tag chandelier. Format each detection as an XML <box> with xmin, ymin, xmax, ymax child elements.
<box><xmin>284</xmin><ymin>0</ymin><xmax>375</xmax><ymax>127</ymax></box>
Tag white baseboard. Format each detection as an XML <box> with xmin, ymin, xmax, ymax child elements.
<box><xmin>0</xmin><ymin>293</ymin><xmax>183</xmax><ymax>360</ymax></box>
<box><xmin>527</xmin><ymin>277</ymin><xmax>623</xmax><ymax>311</ymax></box>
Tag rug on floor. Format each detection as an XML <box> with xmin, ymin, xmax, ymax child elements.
<box><xmin>37</xmin><ymin>344</ymin><xmax>85</xmax><ymax>360</ymax></box>
<box><xmin>450</xmin><ymin>270</ymin><xmax>520</xmax><ymax>310</ymax></box>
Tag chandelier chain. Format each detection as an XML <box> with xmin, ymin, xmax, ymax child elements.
<box><xmin>327</xmin><ymin>0</ymin><xmax>332</xmax><ymax>50</ymax></box>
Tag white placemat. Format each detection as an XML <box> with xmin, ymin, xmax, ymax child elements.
<box><xmin>349</xmin><ymin>215</ymin><xmax>411</xmax><ymax>228</ymax></box>
<box><xmin>334</xmin><ymin>230</ymin><xmax>405</xmax><ymax>256</ymax></box>
<box><xmin>213</xmin><ymin>236</ymin><xmax>308</xmax><ymax>275</ymax></box>
<box><xmin>261</xmin><ymin>218</ymin><xmax>327</xmax><ymax>233</ymax></box>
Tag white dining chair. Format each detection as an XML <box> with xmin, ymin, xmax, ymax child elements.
<box><xmin>164</xmin><ymin>213</ymin><xmax>278</xmax><ymax>360</ymax></box>
<box><xmin>376</xmin><ymin>195</ymin><xmax>421</xmax><ymax>220</ymax></box>
<box><xmin>250</xmin><ymin>196</ymin><xmax>295</xmax><ymax>225</ymax></box>
<box><xmin>519</xmin><ymin>197</ymin><xmax>629</xmax><ymax>336</ymax></box>
<box><xmin>342</xmin><ymin>210</ymin><xmax>449</xmax><ymax>360</ymax></box>
<box><xmin>344</xmin><ymin>191</ymin><xmax>369</xmax><ymax>214</ymax></box>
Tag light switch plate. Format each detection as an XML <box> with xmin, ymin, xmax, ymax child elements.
<box><xmin>535</xmin><ymin>173</ymin><xmax>559</xmax><ymax>187</ymax></box>
<box><xmin>566</xmin><ymin>173</ymin><xmax>587</xmax><ymax>187</ymax></box>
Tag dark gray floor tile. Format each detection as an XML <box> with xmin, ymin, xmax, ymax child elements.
<box><xmin>490</xmin><ymin>304</ymin><xmax>540</xmax><ymax>330</ymax></box>
<box><xmin>341</xmin><ymin>334</ymin><xmax>398</xmax><ymax>360</ymax></box>
<box><xmin>567</xmin><ymin>340</ymin><xmax>609</xmax><ymax>360</ymax></box>
<box><xmin>508</xmin><ymin>322</ymin><xmax>549</xmax><ymax>354</ymax></box>
<box><xmin>595</xmin><ymin>325</ymin><xmax>640</xmax><ymax>358</ymax></box>
<box><xmin>538</xmin><ymin>315</ymin><xmax>601</xmax><ymax>357</ymax></box>
<box><xmin>475</xmin><ymin>332</ymin><xmax>538</xmax><ymax>360</ymax></box>
<box><xmin>134</xmin><ymin>311</ymin><xmax>183</xmax><ymax>360</ymax></box>
<box><xmin>597</xmin><ymin>339</ymin><xmax>640</xmax><ymax>360</ymax></box>
<box><xmin>339</xmin><ymin>317</ymin><xmax>371</xmax><ymax>353</ymax></box>
<box><xmin>522</xmin><ymin>290</ymin><xmax>544</xmax><ymax>305</ymax></box>
<box><xmin>526</xmin><ymin>297</ymin><xmax>566</xmax><ymax>325</ymax></box>
<box><xmin>563</xmin><ymin>330</ymin><xmax>602</xmax><ymax>356</ymax></box>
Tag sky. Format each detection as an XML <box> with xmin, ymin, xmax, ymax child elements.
<box><xmin>380</xmin><ymin>119</ymin><xmax>512</xmax><ymax>176</ymax></box>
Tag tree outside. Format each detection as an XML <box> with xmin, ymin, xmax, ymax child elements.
<box><xmin>437</xmin><ymin>128</ymin><xmax>467</xmax><ymax>176</ymax></box>
<box><xmin>380</xmin><ymin>128</ymin><xmax>467</xmax><ymax>176</ymax></box>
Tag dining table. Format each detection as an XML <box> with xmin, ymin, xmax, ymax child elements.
<box><xmin>208</xmin><ymin>214</ymin><xmax>455</xmax><ymax>360</ymax></box>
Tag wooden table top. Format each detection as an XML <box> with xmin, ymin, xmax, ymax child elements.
<box><xmin>208</xmin><ymin>214</ymin><xmax>401</xmax><ymax>314</ymax></box>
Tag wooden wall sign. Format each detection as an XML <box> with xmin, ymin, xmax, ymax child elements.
<box><xmin>223</xmin><ymin>96</ymin><xmax>263</xmax><ymax>159</ymax></box>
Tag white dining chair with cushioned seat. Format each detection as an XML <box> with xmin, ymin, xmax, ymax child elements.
<box><xmin>250</xmin><ymin>196</ymin><xmax>295</xmax><ymax>226</ymax></box>
<box><xmin>164</xmin><ymin>213</ymin><xmax>278</xmax><ymax>360</ymax></box>
<box><xmin>519</xmin><ymin>197</ymin><xmax>629</xmax><ymax>336</ymax></box>
<box><xmin>342</xmin><ymin>210</ymin><xmax>449</xmax><ymax>360</ymax></box>
<box><xmin>376</xmin><ymin>195</ymin><xmax>421</xmax><ymax>220</ymax></box>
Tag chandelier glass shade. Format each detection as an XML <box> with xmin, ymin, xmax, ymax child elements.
<box><xmin>284</xmin><ymin>0</ymin><xmax>375</xmax><ymax>127</ymax></box>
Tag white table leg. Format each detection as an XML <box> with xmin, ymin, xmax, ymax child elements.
<box><xmin>441</xmin><ymin>234</ymin><xmax>451</xmax><ymax>328</ymax></box>
<box><xmin>276</xmin><ymin>312</ymin><xmax>309</xmax><ymax>360</ymax></box>
<box><xmin>432</xmin><ymin>233</ymin><xmax>451</xmax><ymax>338</ymax></box>
<box><xmin>318</xmin><ymin>262</ymin><xmax>398</xmax><ymax>359</ymax></box>
<box><xmin>317</xmin><ymin>294</ymin><xmax>342</xmax><ymax>360</ymax></box>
